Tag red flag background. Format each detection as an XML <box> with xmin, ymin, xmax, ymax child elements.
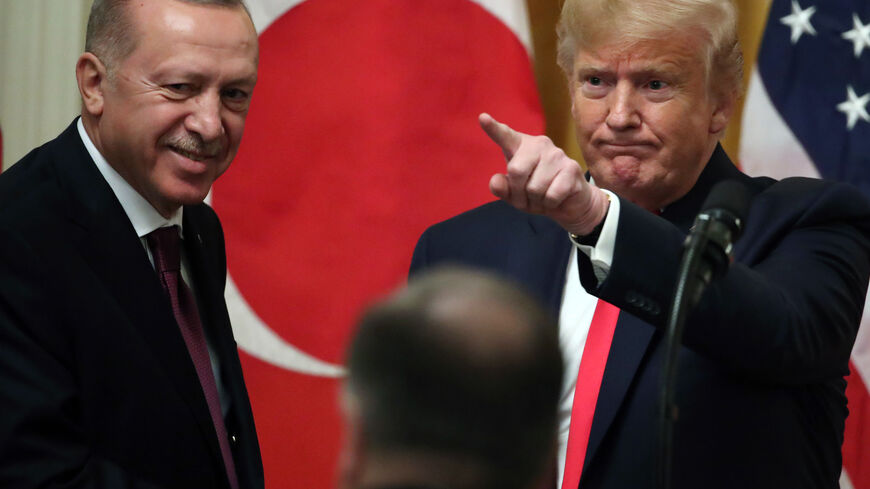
<box><xmin>207</xmin><ymin>0</ymin><xmax>869</xmax><ymax>487</ymax></box>
<box><xmin>211</xmin><ymin>1</ymin><xmax>543</xmax><ymax>487</ymax></box>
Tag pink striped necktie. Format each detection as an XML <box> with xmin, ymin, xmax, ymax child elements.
<box><xmin>147</xmin><ymin>226</ymin><xmax>239</xmax><ymax>489</ymax></box>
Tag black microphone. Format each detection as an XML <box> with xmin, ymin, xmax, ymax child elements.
<box><xmin>683</xmin><ymin>179</ymin><xmax>752</xmax><ymax>308</ymax></box>
<box><xmin>657</xmin><ymin>179</ymin><xmax>751</xmax><ymax>489</ymax></box>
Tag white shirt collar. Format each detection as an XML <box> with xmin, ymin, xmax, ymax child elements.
<box><xmin>77</xmin><ymin>118</ymin><xmax>183</xmax><ymax>238</ymax></box>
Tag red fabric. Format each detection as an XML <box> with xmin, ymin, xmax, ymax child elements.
<box><xmin>212</xmin><ymin>1</ymin><xmax>544</xmax><ymax>487</ymax></box>
<box><xmin>844</xmin><ymin>362</ymin><xmax>870</xmax><ymax>487</ymax></box>
<box><xmin>561</xmin><ymin>300</ymin><xmax>620</xmax><ymax>489</ymax></box>
<box><xmin>147</xmin><ymin>226</ymin><xmax>239</xmax><ymax>489</ymax></box>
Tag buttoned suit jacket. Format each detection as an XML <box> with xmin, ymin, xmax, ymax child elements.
<box><xmin>0</xmin><ymin>120</ymin><xmax>264</xmax><ymax>489</ymax></box>
<box><xmin>409</xmin><ymin>146</ymin><xmax>870</xmax><ymax>489</ymax></box>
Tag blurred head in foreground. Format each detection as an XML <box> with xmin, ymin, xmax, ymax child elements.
<box><xmin>339</xmin><ymin>267</ymin><xmax>563</xmax><ymax>489</ymax></box>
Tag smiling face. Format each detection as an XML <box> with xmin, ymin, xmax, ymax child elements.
<box><xmin>83</xmin><ymin>0</ymin><xmax>258</xmax><ymax>218</ymax></box>
<box><xmin>570</xmin><ymin>33</ymin><xmax>733</xmax><ymax>211</ymax></box>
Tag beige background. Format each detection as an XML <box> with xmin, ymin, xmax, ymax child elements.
<box><xmin>0</xmin><ymin>0</ymin><xmax>92</xmax><ymax>170</ymax></box>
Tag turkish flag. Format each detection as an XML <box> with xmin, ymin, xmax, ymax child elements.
<box><xmin>210</xmin><ymin>1</ymin><xmax>544</xmax><ymax>487</ymax></box>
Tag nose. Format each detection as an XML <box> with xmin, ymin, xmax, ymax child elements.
<box><xmin>185</xmin><ymin>91</ymin><xmax>224</xmax><ymax>142</ymax></box>
<box><xmin>605</xmin><ymin>82</ymin><xmax>641</xmax><ymax>130</ymax></box>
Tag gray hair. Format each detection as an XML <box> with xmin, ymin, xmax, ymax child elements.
<box><xmin>85</xmin><ymin>0</ymin><xmax>251</xmax><ymax>75</ymax></box>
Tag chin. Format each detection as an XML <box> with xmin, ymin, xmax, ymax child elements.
<box><xmin>162</xmin><ymin>185</ymin><xmax>212</xmax><ymax>208</ymax></box>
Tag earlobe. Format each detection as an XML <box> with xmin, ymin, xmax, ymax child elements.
<box><xmin>76</xmin><ymin>53</ymin><xmax>107</xmax><ymax>118</ymax></box>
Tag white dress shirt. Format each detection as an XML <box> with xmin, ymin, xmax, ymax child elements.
<box><xmin>76</xmin><ymin>118</ymin><xmax>230</xmax><ymax>416</ymax></box>
<box><xmin>556</xmin><ymin>189</ymin><xmax>620</xmax><ymax>487</ymax></box>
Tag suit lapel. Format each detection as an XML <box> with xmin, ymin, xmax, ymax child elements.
<box><xmin>582</xmin><ymin>312</ymin><xmax>655</xmax><ymax>475</ymax></box>
<box><xmin>521</xmin><ymin>213</ymin><xmax>574</xmax><ymax>318</ymax></box>
<box><xmin>52</xmin><ymin>121</ymin><xmax>225</xmax><ymax>471</ymax></box>
<box><xmin>184</xmin><ymin>207</ymin><xmax>264</xmax><ymax>485</ymax></box>
<box><xmin>580</xmin><ymin>145</ymin><xmax>750</xmax><ymax>476</ymax></box>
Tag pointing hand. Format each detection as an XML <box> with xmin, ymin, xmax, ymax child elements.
<box><xmin>479</xmin><ymin>113</ymin><xmax>609</xmax><ymax>236</ymax></box>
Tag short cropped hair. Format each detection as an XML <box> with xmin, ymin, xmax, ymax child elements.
<box><xmin>85</xmin><ymin>0</ymin><xmax>251</xmax><ymax>74</ymax></box>
<box><xmin>345</xmin><ymin>267</ymin><xmax>563</xmax><ymax>489</ymax></box>
<box><xmin>556</xmin><ymin>0</ymin><xmax>743</xmax><ymax>98</ymax></box>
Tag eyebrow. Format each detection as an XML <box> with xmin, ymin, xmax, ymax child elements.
<box><xmin>574</xmin><ymin>63</ymin><xmax>685</xmax><ymax>82</ymax></box>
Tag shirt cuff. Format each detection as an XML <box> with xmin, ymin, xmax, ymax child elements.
<box><xmin>570</xmin><ymin>189</ymin><xmax>619</xmax><ymax>282</ymax></box>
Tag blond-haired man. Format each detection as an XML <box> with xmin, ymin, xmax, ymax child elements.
<box><xmin>411</xmin><ymin>1</ymin><xmax>870</xmax><ymax>487</ymax></box>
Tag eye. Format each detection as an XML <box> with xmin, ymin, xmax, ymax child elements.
<box><xmin>648</xmin><ymin>80</ymin><xmax>666</xmax><ymax>90</ymax></box>
<box><xmin>167</xmin><ymin>83</ymin><xmax>194</xmax><ymax>93</ymax></box>
<box><xmin>589</xmin><ymin>76</ymin><xmax>603</xmax><ymax>86</ymax></box>
<box><xmin>222</xmin><ymin>88</ymin><xmax>249</xmax><ymax>101</ymax></box>
<box><xmin>222</xmin><ymin>88</ymin><xmax>251</xmax><ymax>111</ymax></box>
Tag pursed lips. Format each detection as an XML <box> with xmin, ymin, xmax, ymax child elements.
<box><xmin>596</xmin><ymin>140</ymin><xmax>656</xmax><ymax>154</ymax></box>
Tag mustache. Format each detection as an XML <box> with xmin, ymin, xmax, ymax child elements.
<box><xmin>161</xmin><ymin>133</ymin><xmax>224</xmax><ymax>158</ymax></box>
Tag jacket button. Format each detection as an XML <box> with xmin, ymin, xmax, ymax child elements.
<box><xmin>230</xmin><ymin>434</ymin><xmax>238</xmax><ymax>444</ymax></box>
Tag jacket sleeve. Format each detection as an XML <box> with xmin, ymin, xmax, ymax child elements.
<box><xmin>583</xmin><ymin>180</ymin><xmax>870</xmax><ymax>383</ymax></box>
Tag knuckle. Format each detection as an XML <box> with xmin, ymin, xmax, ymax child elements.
<box><xmin>506</xmin><ymin>164</ymin><xmax>525</xmax><ymax>179</ymax></box>
<box><xmin>526</xmin><ymin>182</ymin><xmax>546</xmax><ymax>196</ymax></box>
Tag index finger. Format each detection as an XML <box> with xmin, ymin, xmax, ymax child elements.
<box><xmin>479</xmin><ymin>113</ymin><xmax>522</xmax><ymax>160</ymax></box>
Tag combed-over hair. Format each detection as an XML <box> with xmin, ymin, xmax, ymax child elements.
<box><xmin>85</xmin><ymin>0</ymin><xmax>251</xmax><ymax>74</ymax></box>
<box><xmin>556</xmin><ymin>0</ymin><xmax>743</xmax><ymax>97</ymax></box>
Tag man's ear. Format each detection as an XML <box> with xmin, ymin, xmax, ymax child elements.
<box><xmin>709</xmin><ymin>89</ymin><xmax>737</xmax><ymax>135</ymax></box>
<box><xmin>76</xmin><ymin>53</ymin><xmax>108</xmax><ymax>118</ymax></box>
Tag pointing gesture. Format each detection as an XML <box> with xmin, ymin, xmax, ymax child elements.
<box><xmin>479</xmin><ymin>113</ymin><xmax>610</xmax><ymax>236</ymax></box>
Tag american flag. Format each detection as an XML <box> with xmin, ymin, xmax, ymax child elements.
<box><xmin>739</xmin><ymin>0</ymin><xmax>870</xmax><ymax>486</ymax></box>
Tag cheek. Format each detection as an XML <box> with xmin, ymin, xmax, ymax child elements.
<box><xmin>572</xmin><ymin>100</ymin><xmax>601</xmax><ymax>137</ymax></box>
<box><xmin>225</xmin><ymin>113</ymin><xmax>248</xmax><ymax>146</ymax></box>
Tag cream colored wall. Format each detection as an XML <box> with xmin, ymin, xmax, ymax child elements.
<box><xmin>0</xmin><ymin>0</ymin><xmax>92</xmax><ymax>170</ymax></box>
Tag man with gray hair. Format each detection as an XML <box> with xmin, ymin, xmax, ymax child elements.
<box><xmin>411</xmin><ymin>0</ymin><xmax>870</xmax><ymax>487</ymax></box>
<box><xmin>339</xmin><ymin>267</ymin><xmax>563</xmax><ymax>489</ymax></box>
<box><xmin>0</xmin><ymin>0</ymin><xmax>263</xmax><ymax>487</ymax></box>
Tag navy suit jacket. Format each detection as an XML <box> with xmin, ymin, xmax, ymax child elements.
<box><xmin>410</xmin><ymin>146</ymin><xmax>870</xmax><ymax>488</ymax></box>
<box><xmin>0</xmin><ymin>121</ymin><xmax>264</xmax><ymax>489</ymax></box>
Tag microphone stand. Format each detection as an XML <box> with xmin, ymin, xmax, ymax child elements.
<box><xmin>656</xmin><ymin>215</ymin><xmax>715</xmax><ymax>489</ymax></box>
<box><xmin>655</xmin><ymin>181</ymin><xmax>748</xmax><ymax>489</ymax></box>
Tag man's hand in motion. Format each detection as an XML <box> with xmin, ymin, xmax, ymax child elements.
<box><xmin>479</xmin><ymin>113</ymin><xmax>609</xmax><ymax>236</ymax></box>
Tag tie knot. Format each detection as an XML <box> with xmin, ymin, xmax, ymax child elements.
<box><xmin>147</xmin><ymin>226</ymin><xmax>181</xmax><ymax>274</ymax></box>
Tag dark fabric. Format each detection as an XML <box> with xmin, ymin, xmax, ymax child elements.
<box><xmin>147</xmin><ymin>226</ymin><xmax>239</xmax><ymax>489</ymax></box>
<box><xmin>0</xmin><ymin>120</ymin><xmax>264</xmax><ymax>489</ymax></box>
<box><xmin>409</xmin><ymin>145</ymin><xmax>870</xmax><ymax>489</ymax></box>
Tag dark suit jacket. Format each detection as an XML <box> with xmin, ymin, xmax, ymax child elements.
<box><xmin>410</xmin><ymin>146</ymin><xmax>870</xmax><ymax>488</ymax></box>
<box><xmin>0</xmin><ymin>121</ymin><xmax>264</xmax><ymax>489</ymax></box>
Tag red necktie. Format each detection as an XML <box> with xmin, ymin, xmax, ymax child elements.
<box><xmin>561</xmin><ymin>299</ymin><xmax>620</xmax><ymax>489</ymax></box>
<box><xmin>147</xmin><ymin>226</ymin><xmax>239</xmax><ymax>489</ymax></box>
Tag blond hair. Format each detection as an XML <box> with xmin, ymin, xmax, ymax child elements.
<box><xmin>556</xmin><ymin>0</ymin><xmax>743</xmax><ymax>97</ymax></box>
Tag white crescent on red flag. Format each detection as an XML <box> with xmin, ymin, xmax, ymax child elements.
<box><xmin>739</xmin><ymin>1</ymin><xmax>870</xmax><ymax>487</ymax></box>
<box><xmin>212</xmin><ymin>1</ymin><xmax>544</xmax><ymax>486</ymax></box>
